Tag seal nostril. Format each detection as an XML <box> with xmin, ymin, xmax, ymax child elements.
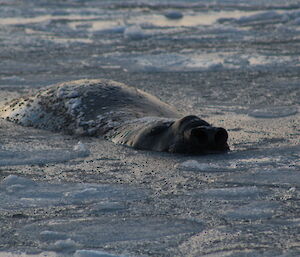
<box><xmin>214</xmin><ymin>128</ymin><xmax>228</xmax><ymax>145</ymax></box>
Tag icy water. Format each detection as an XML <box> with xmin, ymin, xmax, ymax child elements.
<box><xmin>0</xmin><ymin>0</ymin><xmax>299</xmax><ymax>256</ymax></box>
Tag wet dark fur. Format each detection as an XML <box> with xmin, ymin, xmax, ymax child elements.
<box><xmin>114</xmin><ymin>115</ymin><xmax>229</xmax><ymax>154</ymax></box>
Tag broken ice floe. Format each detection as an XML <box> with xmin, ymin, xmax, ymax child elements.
<box><xmin>75</xmin><ymin>250</ymin><xmax>127</xmax><ymax>257</ymax></box>
<box><xmin>200</xmin><ymin>186</ymin><xmax>265</xmax><ymax>200</ymax></box>
<box><xmin>2</xmin><ymin>175</ymin><xmax>37</xmax><ymax>187</ymax></box>
<box><xmin>73</xmin><ymin>141</ymin><xmax>90</xmax><ymax>155</ymax></box>
<box><xmin>223</xmin><ymin>169</ymin><xmax>300</xmax><ymax>187</ymax></box>
<box><xmin>248</xmin><ymin>106</ymin><xmax>298</xmax><ymax>118</ymax></box>
<box><xmin>0</xmin><ymin>142</ymin><xmax>89</xmax><ymax>166</ymax></box>
<box><xmin>44</xmin><ymin>239</ymin><xmax>78</xmax><ymax>253</ymax></box>
<box><xmin>0</xmin><ymin>175</ymin><xmax>146</xmax><ymax>210</ymax></box>
<box><xmin>234</xmin><ymin>11</ymin><xmax>284</xmax><ymax>25</ymax></box>
<box><xmin>0</xmin><ymin>250</ymin><xmax>127</xmax><ymax>257</ymax></box>
<box><xmin>117</xmin><ymin>53</ymin><xmax>224</xmax><ymax>72</ymax></box>
<box><xmin>23</xmin><ymin>216</ymin><xmax>203</xmax><ymax>249</ymax></box>
<box><xmin>225</xmin><ymin>9</ymin><xmax>300</xmax><ymax>26</ymax></box>
<box><xmin>123</xmin><ymin>25</ymin><xmax>148</xmax><ymax>40</ymax></box>
<box><xmin>111</xmin><ymin>51</ymin><xmax>300</xmax><ymax>73</ymax></box>
<box><xmin>177</xmin><ymin>160</ymin><xmax>220</xmax><ymax>171</ymax></box>
<box><xmin>40</xmin><ymin>231</ymin><xmax>69</xmax><ymax>242</ymax></box>
<box><xmin>224</xmin><ymin>201</ymin><xmax>280</xmax><ymax>221</ymax></box>
<box><xmin>3</xmin><ymin>176</ymin><xmax>203</xmax><ymax>252</ymax></box>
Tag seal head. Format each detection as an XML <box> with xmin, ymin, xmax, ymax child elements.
<box><xmin>115</xmin><ymin>115</ymin><xmax>229</xmax><ymax>154</ymax></box>
<box><xmin>178</xmin><ymin>116</ymin><xmax>229</xmax><ymax>154</ymax></box>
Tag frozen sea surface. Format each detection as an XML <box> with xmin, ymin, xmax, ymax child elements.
<box><xmin>0</xmin><ymin>0</ymin><xmax>299</xmax><ymax>256</ymax></box>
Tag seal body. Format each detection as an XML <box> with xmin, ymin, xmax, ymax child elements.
<box><xmin>0</xmin><ymin>79</ymin><xmax>229</xmax><ymax>154</ymax></box>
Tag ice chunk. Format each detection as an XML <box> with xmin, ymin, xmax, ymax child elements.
<box><xmin>75</xmin><ymin>250</ymin><xmax>127</xmax><ymax>257</ymax></box>
<box><xmin>225</xmin><ymin>201</ymin><xmax>280</xmax><ymax>220</ymax></box>
<box><xmin>236</xmin><ymin>11</ymin><xmax>283</xmax><ymax>24</ymax></box>
<box><xmin>89</xmin><ymin>201</ymin><xmax>126</xmax><ymax>214</ymax></box>
<box><xmin>201</xmin><ymin>187</ymin><xmax>265</xmax><ymax>200</ymax></box>
<box><xmin>2</xmin><ymin>175</ymin><xmax>36</xmax><ymax>187</ymax></box>
<box><xmin>224</xmin><ymin>169</ymin><xmax>300</xmax><ymax>187</ymax></box>
<box><xmin>0</xmin><ymin>140</ymin><xmax>90</xmax><ymax>167</ymax></box>
<box><xmin>66</xmin><ymin>188</ymin><xmax>99</xmax><ymax>200</ymax></box>
<box><xmin>0</xmin><ymin>147</ymin><xmax>90</xmax><ymax>166</ymax></box>
<box><xmin>104</xmin><ymin>26</ymin><xmax>126</xmax><ymax>34</ymax></box>
<box><xmin>290</xmin><ymin>17</ymin><xmax>300</xmax><ymax>25</ymax></box>
<box><xmin>0</xmin><ymin>251</ymin><xmax>60</xmax><ymax>257</ymax></box>
<box><xmin>0</xmin><ymin>175</ymin><xmax>147</xmax><ymax>210</ymax></box>
<box><xmin>124</xmin><ymin>25</ymin><xmax>147</xmax><ymax>40</ymax></box>
<box><xmin>117</xmin><ymin>53</ymin><xmax>225</xmax><ymax>73</ymax></box>
<box><xmin>248</xmin><ymin>106</ymin><xmax>298</xmax><ymax>118</ymax></box>
<box><xmin>40</xmin><ymin>231</ymin><xmax>69</xmax><ymax>241</ymax></box>
<box><xmin>45</xmin><ymin>238</ymin><xmax>78</xmax><ymax>253</ymax></box>
<box><xmin>73</xmin><ymin>141</ymin><xmax>90</xmax><ymax>156</ymax></box>
<box><xmin>0</xmin><ymin>75</ymin><xmax>25</xmax><ymax>82</ymax></box>
<box><xmin>178</xmin><ymin>160</ymin><xmax>219</xmax><ymax>171</ymax></box>
<box><xmin>22</xmin><ymin>217</ymin><xmax>204</xmax><ymax>248</ymax></box>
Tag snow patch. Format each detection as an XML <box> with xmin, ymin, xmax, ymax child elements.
<box><xmin>45</xmin><ymin>238</ymin><xmax>78</xmax><ymax>253</ymax></box>
<box><xmin>22</xmin><ymin>216</ymin><xmax>204</xmax><ymax>249</ymax></box>
<box><xmin>40</xmin><ymin>231</ymin><xmax>69</xmax><ymax>242</ymax></box>
<box><xmin>0</xmin><ymin>147</ymin><xmax>89</xmax><ymax>166</ymax></box>
<box><xmin>89</xmin><ymin>202</ymin><xmax>125</xmax><ymax>214</ymax></box>
<box><xmin>226</xmin><ymin>9</ymin><xmax>300</xmax><ymax>27</ymax></box>
<box><xmin>112</xmin><ymin>51</ymin><xmax>300</xmax><ymax>73</ymax></box>
<box><xmin>65</xmin><ymin>187</ymin><xmax>99</xmax><ymax>200</ymax></box>
<box><xmin>225</xmin><ymin>201</ymin><xmax>280</xmax><ymax>220</ymax></box>
<box><xmin>73</xmin><ymin>141</ymin><xmax>90</xmax><ymax>155</ymax></box>
<box><xmin>0</xmin><ymin>75</ymin><xmax>25</xmax><ymax>82</ymax></box>
<box><xmin>119</xmin><ymin>53</ymin><xmax>224</xmax><ymax>72</ymax></box>
<box><xmin>248</xmin><ymin>106</ymin><xmax>298</xmax><ymax>118</ymax></box>
<box><xmin>2</xmin><ymin>175</ymin><xmax>37</xmax><ymax>187</ymax></box>
<box><xmin>124</xmin><ymin>25</ymin><xmax>148</xmax><ymax>40</ymax></box>
<box><xmin>236</xmin><ymin>11</ymin><xmax>282</xmax><ymax>24</ymax></box>
<box><xmin>98</xmin><ymin>26</ymin><xmax>126</xmax><ymax>34</ymax></box>
<box><xmin>0</xmin><ymin>175</ymin><xmax>146</xmax><ymax>210</ymax></box>
<box><xmin>178</xmin><ymin>160</ymin><xmax>219</xmax><ymax>171</ymax></box>
<box><xmin>201</xmin><ymin>187</ymin><xmax>265</xmax><ymax>200</ymax></box>
<box><xmin>0</xmin><ymin>251</ymin><xmax>59</xmax><ymax>257</ymax></box>
<box><xmin>75</xmin><ymin>250</ymin><xmax>127</xmax><ymax>257</ymax></box>
<box><xmin>224</xmin><ymin>169</ymin><xmax>300</xmax><ymax>187</ymax></box>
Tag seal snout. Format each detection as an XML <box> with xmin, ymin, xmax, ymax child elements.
<box><xmin>185</xmin><ymin>126</ymin><xmax>229</xmax><ymax>153</ymax></box>
<box><xmin>214</xmin><ymin>127</ymin><xmax>228</xmax><ymax>146</ymax></box>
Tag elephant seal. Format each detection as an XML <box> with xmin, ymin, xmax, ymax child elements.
<box><xmin>0</xmin><ymin>79</ymin><xmax>229</xmax><ymax>154</ymax></box>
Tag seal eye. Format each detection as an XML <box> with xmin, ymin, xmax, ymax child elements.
<box><xmin>214</xmin><ymin>128</ymin><xmax>228</xmax><ymax>146</ymax></box>
<box><xmin>190</xmin><ymin>127</ymin><xmax>209</xmax><ymax>145</ymax></box>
